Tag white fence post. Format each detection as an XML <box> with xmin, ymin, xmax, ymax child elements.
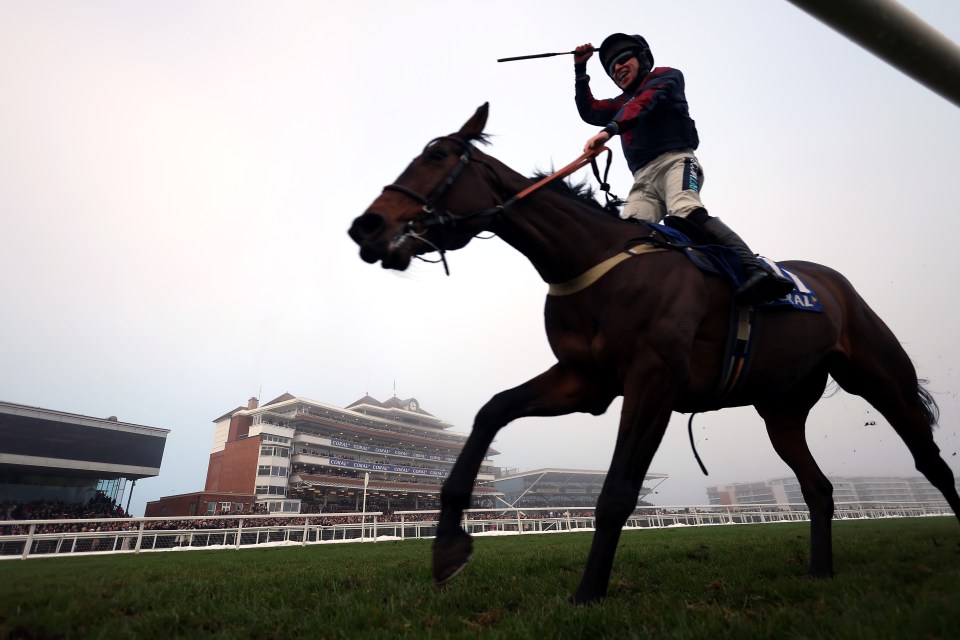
<box><xmin>21</xmin><ymin>524</ymin><xmax>36</xmax><ymax>560</ymax></box>
<box><xmin>135</xmin><ymin>521</ymin><xmax>145</xmax><ymax>553</ymax></box>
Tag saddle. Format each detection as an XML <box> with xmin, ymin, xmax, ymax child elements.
<box><xmin>640</xmin><ymin>217</ymin><xmax>822</xmax><ymax>313</ymax></box>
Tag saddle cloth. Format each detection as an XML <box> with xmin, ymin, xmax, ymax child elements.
<box><xmin>649</xmin><ymin>222</ymin><xmax>823</xmax><ymax>312</ymax></box>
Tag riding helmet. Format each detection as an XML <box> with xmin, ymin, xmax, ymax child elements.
<box><xmin>598</xmin><ymin>33</ymin><xmax>654</xmax><ymax>78</ymax></box>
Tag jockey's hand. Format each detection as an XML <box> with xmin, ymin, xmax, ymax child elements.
<box><xmin>584</xmin><ymin>130</ymin><xmax>610</xmax><ymax>154</ymax></box>
<box><xmin>573</xmin><ymin>43</ymin><xmax>594</xmax><ymax>65</ymax></box>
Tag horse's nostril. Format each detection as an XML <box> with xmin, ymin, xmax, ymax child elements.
<box><xmin>349</xmin><ymin>212</ymin><xmax>385</xmax><ymax>242</ymax></box>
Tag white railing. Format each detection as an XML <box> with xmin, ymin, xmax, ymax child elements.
<box><xmin>0</xmin><ymin>501</ymin><xmax>952</xmax><ymax>560</ymax></box>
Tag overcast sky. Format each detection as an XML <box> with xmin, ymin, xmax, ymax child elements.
<box><xmin>2</xmin><ymin>1</ymin><xmax>958</xmax><ymax>516</ymax></box>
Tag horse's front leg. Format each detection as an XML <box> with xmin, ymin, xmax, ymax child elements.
<box><xmin>571</xmin><ymin>360</ymin><xmax>679</xmax><ymax>604</ymax></box>
<box><xmin>432</xmin><ymin>363</ymin><xmax>611</xmax><ymax>587</ymax></box>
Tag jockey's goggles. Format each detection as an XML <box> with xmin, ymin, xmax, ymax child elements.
<box><xmin>607</xmin><ymin>49</ymin><xmax>641</xmax><ymax>76</ymax></box>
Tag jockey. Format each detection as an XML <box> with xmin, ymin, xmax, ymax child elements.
<box><xmin>574</xmin><ymin>32</ymin><xmax>794</xmax><ymax>303</ymax></box>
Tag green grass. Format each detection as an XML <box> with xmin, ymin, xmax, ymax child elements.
<box><xmin>1</xmin><ymin>517</ymin><xmax>958</xmax><ymax>639</ymax></box>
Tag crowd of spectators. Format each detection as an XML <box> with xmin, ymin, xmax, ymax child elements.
<box><xmin>1</xmin><ymin>497</ymin><xmax>666</xmax><ymax>538</ymax></box>
<box><xmin>1</xmin><ymin>494</ymin><xmax>131</xmax><ymax>537</ymax></box>
<box><xmin>1</xmin><ymin>493</ymin><xmax>128</xmax><ymax>522</ymax></box>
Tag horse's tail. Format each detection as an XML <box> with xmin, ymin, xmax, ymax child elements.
<box><xmin>917</xmin><ymin>379</ymin><xmax>940</xmax><ymax>428</ymax></box>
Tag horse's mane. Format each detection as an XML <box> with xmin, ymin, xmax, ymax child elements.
<box><xmin>530</xmin><ymin>171</ymin><xmax>623</xmax><ymax>217</ymax></box>
<box><xmin>457</xmin><ymin>132</ymin><xmax>622</xmax><ymax>217</ymax></box>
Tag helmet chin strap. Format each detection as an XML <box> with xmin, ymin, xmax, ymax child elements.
<box><xmin>625</xmin><ymin>62</ymin><xmax>652</xmax><ymax>92</ymax></box>
<box><xmin>620</xmin><ymin>71</ymin><xmax>645</xmax><ymax>93</ymax></box>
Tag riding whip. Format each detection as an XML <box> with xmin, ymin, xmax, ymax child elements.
<box><xmin>497</xmin><ymin>50</ymin><xmax>577</xmax><ymax>63</ymax></box>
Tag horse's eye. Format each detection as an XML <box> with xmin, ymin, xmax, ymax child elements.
<box><xmin>426</xmin><ymin>149</ymin><xmax>447</xmax><ymax>163</ymax></box>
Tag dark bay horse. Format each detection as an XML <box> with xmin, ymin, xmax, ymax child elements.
<box><xmin>348</xmin><ymin>103</ymin><xmax>960</xmax><ymax>604</ymax></box>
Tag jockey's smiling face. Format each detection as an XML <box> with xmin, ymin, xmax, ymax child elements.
<box><xmin>613</xmin><ymin>54</ymin><xmax>641</xmax><ymax>90</ymax></box>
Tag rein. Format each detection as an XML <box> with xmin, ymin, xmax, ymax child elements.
<box><xmin>504</xmin><ymin>145</ymin><xmax>615</xmax><ymax>208</ymax></box>
<box><xmin>382</xmin><ymin>137</ymin><xmax>616</xmax><ymax>275</ymax></box>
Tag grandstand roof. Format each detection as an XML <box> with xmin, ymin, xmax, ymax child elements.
<box><xmin>0</xmin><ymin>400</ymin><xmax>169</xmax><ymax>480</ymax></box>
<box><xmin>346</xmin><ymin>394</ymin><xmax>437</xmax><ymax>419</ymax></box>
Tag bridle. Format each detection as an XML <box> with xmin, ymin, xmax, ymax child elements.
<box><xmin>380</xmin><ymin>135</ymin><xmax>615</xmax><ymax>275</ymax></box>
<box><xmin>383</xmin><ymin>136</ymin><xmax>502</xmax><ymax>226</ymax></box>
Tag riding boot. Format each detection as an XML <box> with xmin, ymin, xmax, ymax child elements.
<box><xmin>686</xmin><ymin>211</ymin><xmax>795</xmax><ymax>303</ymax></box>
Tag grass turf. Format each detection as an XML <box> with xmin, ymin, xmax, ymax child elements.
<box><xmin>1</xmin><ymin>517</ymin><xmax>958</xmax><ymax>639</ymax></box>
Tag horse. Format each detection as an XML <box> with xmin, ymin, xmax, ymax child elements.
<box><xmin>348</xmin><ymin>103</ymin><xmax>960</xmax><ymax>604</ymax></box>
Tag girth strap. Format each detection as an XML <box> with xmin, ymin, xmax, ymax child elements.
<box><xmin>715</xmin><ymin>305</ymin><xmax>756</xmax><ymax>400</ymax></box>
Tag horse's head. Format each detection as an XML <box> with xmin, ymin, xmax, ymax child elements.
<box><xmin>348</xmin><ymin>103</ymin><xmax>504</xmax><ymax>271</ymax></box>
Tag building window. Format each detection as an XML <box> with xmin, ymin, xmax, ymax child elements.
<box><xmin>261</xmin><ymin>445</ymin><xmax>291</xmax><ymax>457</ymax></box>
<box><xmin>260</xmin><ymin>445</ymin><xmax>290</xmax><ymax>458</ymax></box>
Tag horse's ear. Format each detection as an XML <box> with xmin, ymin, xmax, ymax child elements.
<box><xmin>458</xmin><ymin>102</ymin><xmax>489</xmax><ymax>141</ymax></box>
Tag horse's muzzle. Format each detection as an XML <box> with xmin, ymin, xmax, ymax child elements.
<box><xmin>348</xmin><ymin>212</ymin><xmax>385</xmax><ymax>244</ymax></box>
<box><xmin>348</xmin><ymin>211</ymin><xmax>413</xmax><ymax>270</ymax></box>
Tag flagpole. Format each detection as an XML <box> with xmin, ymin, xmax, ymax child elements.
<box><xmin>361</xmin><ymin>471</ymin><xmax>370</xmax><ymax>542</ymax></box>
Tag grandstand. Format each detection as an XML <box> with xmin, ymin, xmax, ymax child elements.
<box><xmin>707</xmin><ymin>475</ymin><xmax>950</xmax><ymax>507</ymax></box>
<box><xmin>489</xmin><ymin>468</ymin><xmax>668</xmax><ymax>509</ymax></box>
<box><xmin>0</xmin><ymin>400</ymin><xmax>169</xmax><ymax>510</ymax></box>
<box><xmin>147</xmin><ymin>392</ymin><xmax>502</xmax><ymax>516</ymax></box>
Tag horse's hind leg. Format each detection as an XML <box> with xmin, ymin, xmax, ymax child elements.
<box><xmin>432</xmin><ymin>363</ymin><xmax>612</xmax><ymax>587</ymax></box>
<box><xmin>756</xmin><ymin>369</ymin><xmax>836</xmax><ymax>577</ymax></box>
<box><xmin>830</xmin><ymin>339</ymin><xmax>960</xmax><ymax>520</ymax></box>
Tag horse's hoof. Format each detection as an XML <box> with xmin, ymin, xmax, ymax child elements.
<box><xmin>807</xmin><ymin>567</ymin><xmax>834</xmax><ymax>579</ymax></box>
<box><xmin>432</xmin><ymin>530</ymin><xmax>473</xmax><ymax>586</ymax></box>
<box><xmin>568</xmin><ymin>589</ymin><xmax>605</xmax><ymax>606</ymax></box>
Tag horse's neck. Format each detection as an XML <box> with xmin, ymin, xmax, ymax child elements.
<box><xmin>490</xmin><ymin>165</ymin><xmax>637</xmax><ymax>284</ymax></box>
<box><xmin>486</xmin><ymin>156</ymin><xmax>632</xmax><ymax>283</ymax></box>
